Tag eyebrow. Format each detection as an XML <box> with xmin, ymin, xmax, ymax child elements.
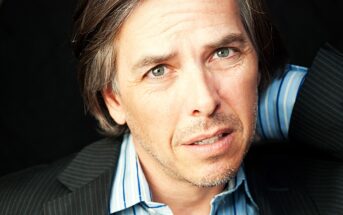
<box><xmin>132</xmin><ymin>52</ymin><xmax>176</xmax><ymax>71</ymax></box>
<box><xmin>205</xmin><ymin>33</ymin><xmax>248</xmax><ymax>50</ymax></box>
<box><xmin>131</xmin><ymin>33</ymin><xmax>248</xmax><ymax>71</ymax></box>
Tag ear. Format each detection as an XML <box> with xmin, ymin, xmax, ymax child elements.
<box><xmin>102</xmin><ymin>87</ymin><xmax>127</xmax><ymax>125</ymax></box>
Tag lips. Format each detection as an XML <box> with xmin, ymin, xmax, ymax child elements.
<box><xmin>193</xmin><ymin>133</ymin><xmax>227</xmax><ymax>145</ymax></box>
<box><xmin>180</xmin><ymin>129</ymin><xmax>235</xmax><ymax>157</ymax></box>
<box><xmin>183</xmin><ymin>129</ymin><xmax>233</xmax><ymax>146</ymax></box>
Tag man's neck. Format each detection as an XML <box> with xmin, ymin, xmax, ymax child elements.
<box><xmin>137</xmin><ymin>153</ymin><xmax>226</xmax><ymax>215</ymax></box>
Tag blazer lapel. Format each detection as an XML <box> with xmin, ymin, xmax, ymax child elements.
<box><xmin>43</xmin><ymin>137</ymin><xmax>123</xmax><ymax>215</ymax></box>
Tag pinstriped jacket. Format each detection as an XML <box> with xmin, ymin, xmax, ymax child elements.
<box><xmin>0</xmin><ymin>137</ymin><xmax>122</xmax><ymax>215</ymax></box>
<box><xmin>0</xmin><ymin>44</ymin><xmax>342</xmax><ymax>215</ymax></box>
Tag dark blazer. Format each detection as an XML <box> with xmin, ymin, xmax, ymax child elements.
<box><xmin>0</xmin><ymin>137</ymin><xmax>122</xmax><ymax>215</ymax></box>
<box><xmin>0</xmin><ymin>44</ymin><xmax>342</xmax><ymax>215</ymax></box>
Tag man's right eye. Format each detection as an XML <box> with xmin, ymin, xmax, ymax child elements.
<box><xmin>146</xmin><ymin>65</ymin><xmax>167</xmax><ymax>79</ymax></box>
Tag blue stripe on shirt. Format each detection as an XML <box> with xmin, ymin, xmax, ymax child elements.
<box><xmin>121</xmin><ymin>139</ymin><xmax>128</xmax><ymax>208</ymax></box>
<box><xmin>276</xmin><ymin>69</ymin><xmax>289</xmax><ymax>139</ymax></box>
<box><xmin>135</xmin><ymin>159</ymin><xmax>142</xmax><ymax>202</ymax></box>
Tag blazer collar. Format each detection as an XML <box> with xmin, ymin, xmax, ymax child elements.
<box><xmin>43</xmin><ymin>137</ymin><xmax>123</xmax><ymax>215</ymax></box>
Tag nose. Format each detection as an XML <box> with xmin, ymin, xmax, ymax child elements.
<box><xmin>185</xmin><ymin>67</ymin><xmax>220</xmax><ymax>117</ymax></box>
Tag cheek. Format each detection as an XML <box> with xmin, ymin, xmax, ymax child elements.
<box><xmin>219</xmin><ymin>70</ymin><xmax>258</xmax><ymax>104</ymax></box>
<box><xmin>217</xmin><ymin>66</ymin><xmax>259</xmax><ymax>128</ymax></box>
<box><xmin>123</xmin><ymin>87</ymin><xmax>180</xmax><ymax>141</ymax></box>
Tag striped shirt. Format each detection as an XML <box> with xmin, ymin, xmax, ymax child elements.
<box><xmin>110</xmin><ymin>134</ymin><xmax>259</xmax><ymax>215</ymax></box>
<box><xmin>257</xmin><ymin>64</ymin><xmax>308</xmax><ymax>140</ymax></box>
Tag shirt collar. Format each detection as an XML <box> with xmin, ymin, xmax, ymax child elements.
<box><xmin>110</xmin><ymin>133</ymin><xmax>258</xmax><ymax>213</ymax></box>
<box><xmin>212</xmin><ymin>165</ymin><xmax>259</xmax><ymax>210</ymax></box>
<box><xmin>110</xmin><ymin>134</ymin><xmax>152</xmax><ymax>213</ymax></box>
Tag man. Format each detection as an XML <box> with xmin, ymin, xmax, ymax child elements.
<box><xmin>105</xmin><ymin>0</ymin><xmax>260</xmax><ymax>213</ymax></box>
<box><xmin>73</xmin><ymin>0</ymin><xmax>284</xmax><ymax>214</ymax></box>
<box><xmin>1</xmin><ymin>0</ymin><xmax>342</xmax><ymax>214</ymax></box>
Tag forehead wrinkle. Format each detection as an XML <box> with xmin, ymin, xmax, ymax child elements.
<box><xmin>160</xmin><ymin>12</ymin><xmax>229</xmax><ymax>34</ymax></box>
<box><xmin>146</xmin><ymin>0</ymin><xmax>235</xmax><ymax>37</ymax></box>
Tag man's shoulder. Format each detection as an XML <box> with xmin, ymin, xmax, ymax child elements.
<box><xmin>245</xmin><ymin>142</ymin><xmax>343</xmax><ymax>215</ymax></box>
<box><xmin>0</xmin><ymin>154</ymin><xmax>73</xmax><ymax>214</ymax></box>
<box><xmin>0</xmin><ymin>137</ymin><xmax>123</xmax><ymax>215</ymax></box>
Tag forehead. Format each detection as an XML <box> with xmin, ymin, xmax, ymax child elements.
<box><xmin>126</xmin><ymin>0</ymin><xmax>237</xmax><ymax>30</ymax></box>
<box><xmin>116</xmin><ymin>0</ymin><xmax>246</xmax><ymax>66</ymax></box>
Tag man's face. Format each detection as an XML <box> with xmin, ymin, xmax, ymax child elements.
<box><xmin>106</xmin><ymin>0</ymin><xmax>259</xmax><ymax>187</ymax></box>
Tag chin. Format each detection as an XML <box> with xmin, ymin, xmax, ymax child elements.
<box><xmin>189</xmin><ymin>158</ymin><xmax>242</xmax><ymax>188</ymax></box>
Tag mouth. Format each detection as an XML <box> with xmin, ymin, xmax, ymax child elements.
<box><xmin>180</xmin><ymin>129</ymin><xmax>235</xmax><ymax>156</ymax></box>
<box><xmin>192</xmin><ymin>133</ymin><xmax>229</xmax><ymax>145</ymax></box>
<box><xmin>183</xmin><ymin>128</ymin><xmax>233</xmax><ymax>146</ymax></box>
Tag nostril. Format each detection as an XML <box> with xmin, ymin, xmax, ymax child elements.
<box><xmin>192</xmin><ymin>109</ymin><xmax>201</xmax><ymax>116</ymax></box>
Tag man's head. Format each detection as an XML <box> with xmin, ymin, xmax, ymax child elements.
<box><xmin>73</xmin><ymin>0</ymin><xmax>287</xmax><ymax>136</ymax></box>
<box><xmin>73</xmin><ymin>0</ymin><xmax>287</xmax><ymax>187</ymax></box>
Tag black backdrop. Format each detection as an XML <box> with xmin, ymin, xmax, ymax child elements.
<box><xmin>0</xmin><ymin>0</ymin><xmax>100</xmax><ymax>176</ymax></box>
<box><xmin>0</xmin><ymin>0</ymin><xmax>342</xmax><ymax>176</ymax></box>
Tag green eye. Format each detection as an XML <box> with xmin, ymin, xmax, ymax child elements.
<box><xmin>151</xmin><ymin>65</ymin><xmax>165</xmax><ymax>77</ymax></box>
<box><xmin>215</xmin><ymin>48</ymin><xmax>231</xmax><ymax>58</ymax></box>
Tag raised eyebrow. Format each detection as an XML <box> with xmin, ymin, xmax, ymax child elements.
<box><xmin>132</xmin><ymin>52</ymin><xmax>176</xmax><ymax>71</ymax></box>
<box><xmin>206</xmin><ymin>33</ymin><xmax>248</xmax><ymax>50</ymax></box>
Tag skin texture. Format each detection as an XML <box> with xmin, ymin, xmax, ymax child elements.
<box><xmin>103</xmin><ymin>0</ymin><xmax>259</xmax><ymax>214</ymax></box>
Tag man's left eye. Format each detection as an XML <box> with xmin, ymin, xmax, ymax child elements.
<box><xmin>213</xmin><ymin>47</ymin><xmax>234</xmax><ymax>59</ymax></box>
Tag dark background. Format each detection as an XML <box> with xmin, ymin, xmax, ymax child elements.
<box><xmin>0</xmin><ymin>0</ymin><xmax>342</xmax><ymax>176</ymax></box>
